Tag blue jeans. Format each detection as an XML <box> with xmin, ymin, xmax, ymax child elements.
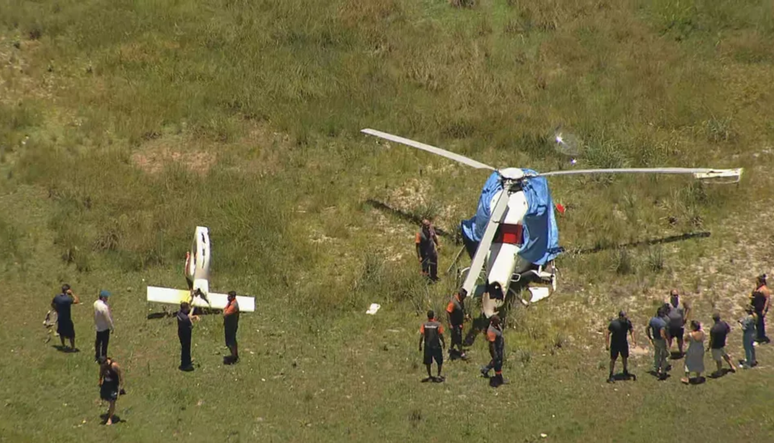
<box><xmin>743</xmin><ymin>332</ymin><xmax>756</xmax><ymax>366</ymax></box>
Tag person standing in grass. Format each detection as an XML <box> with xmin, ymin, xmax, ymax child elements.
<box><xmin>416</xmin><ymin>219</ymin><xmax>440</xmax><ymax>282</ymax></box>
<box><xmin>419</xmin><ymin>310</ymin><xmax>446</xmax><ymax>382</ymax></box>
<box><xmin>739</xmin><ymin>307</ymin><xmax>758</xmax><ymax>368</ymax></box>
<box><xmin>446</xmin><ymin>288</ymin><xmax>468</xmax><ymax>360</ymax></box>
<box><xmin>665</xmin><ymin>289</ymin><xmax>689</xmax><ymax>357</ymax></box>
<box><xmin>52</xmin><ymin>284</ymin><xmax>80</xmax><ymax>351</ymax></box>
<box><xmin>750</xmin><ymin>274</ymin><xmax>770</xmax><ymax>344</ymax></box>
<box><xmin>606</xmin><ymin>311</ymin><xmax>636</xmax><ymax>383</ymax></box>
<box><xmin>93</xmin><ymin>290</ymin><xmax>114</xmax><ymax>362</ymax></box>
<box><xmin>97</xmin><ymin>356</ymin><xmax>124</xmax><ymax>426</ymax></box>
<box><xmin>223</xmin><ymin>291</ymin><xmax>240</xmax><ymax>365</ymax></box>
<box><xmin>708</xmin><ymin>312</ymin><xmax>736</xmax><ymax>376</ymax></box>
<box><xmin>681</xmin><ymin>320</ymin><xmax>705</xmax><ymax>384</ymax></box>
<box><xmin>177</xmin><ymin>301</ymin><xmax>199</xmax><ymax>371</ymax></box>
<box><xmin>646</xmin><ymin>306</ymin><xmax>669</xmax><ymax>380</ymax></box>
<box><xmin>481</xmin><ymin>315</ymin><xmax>506</xmax><ymax>387</ymax></box>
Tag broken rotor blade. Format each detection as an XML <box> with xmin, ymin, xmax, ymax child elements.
<box><xmin>361</xmin><ymin>129</ymin><xmax>495</xmax><ymax>171</ymax></box>
<box><xmin>461</xmin><ymin>191</ymin><xmax>510</xmax><ymax>298</ymax></box>
<box><xmin>533</xmin><ymin>167</ymin><xmax>743</xmax><ymax>182</ymax></box>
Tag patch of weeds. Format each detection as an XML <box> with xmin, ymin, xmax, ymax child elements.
<box><xmin>646</xmin><ymin>246</ymin><xmax>665</xmax><ymax>272</ymax></box>
<box><xmin>703</xmin><ymin>116</ymin><xmax>737</xmax><ymax>143</ymax></box>
<box><xmin>612</xmin><ymin>248</ymin><xmax>635</xmax><ymax>275</ymax></box>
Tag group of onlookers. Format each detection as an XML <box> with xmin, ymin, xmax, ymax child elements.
<box><xmin>46</xmin><ymin>284</ymin><xmax>242</xmax><ymax>425</ymax></box>
<box><xmin>607</xmin><ymin>274</ymin><xmax>770</xmax><ymax>384</ymax></box>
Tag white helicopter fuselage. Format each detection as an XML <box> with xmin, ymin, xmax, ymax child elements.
<box><xmin>481</xmin><ymin>188</ymin><xmax>531</xmax><ymax>316</ymax></box>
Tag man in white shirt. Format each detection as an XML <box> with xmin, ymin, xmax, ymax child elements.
<box><xmin>94</xmin><ymin>290</ymin><xmax>114</xmax><ymax>362</ymax></box>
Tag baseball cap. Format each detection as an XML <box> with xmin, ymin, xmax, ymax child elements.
<box><xmin>99</xmin><ymin>290</ymin><xmax>111</xmax><ymax>298</ymax></box>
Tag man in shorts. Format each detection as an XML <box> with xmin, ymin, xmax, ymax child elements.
<box><xmin>709</xmin><ymin>312</ymin><xmax>736</xmax><ymax>376</ymax></box>
<box><xmin>665</xmin><ymin>289</ymin><xmax>689</xmax><ymax>357</ymax></box>
<box><xmin>446</xmin><ymin>288</ymin><xmax>468</xmax><ymax>360</ymax></box>
<box><xmin>52</xmin><ymin>284</ymin><xmax>80</xmax><ymax>351</ymax></box>
<box><xmin>223</xmin><ymin>291</ymin><xmax>240</xmax><ymax>364</ymax></box>
<box><xmin>97</xmin><ymin>356</ymin><xmax>125</xmax><ymax>426</ymax></box>
<box><xmin>606</xmin><ymin>311</ymin><xmax>636</xmax><ymax>383</ymax></box>
<box><xmin>418</xmin><ymin>310</ymin><xmax>446</xmax><ymax>382</ymax></box>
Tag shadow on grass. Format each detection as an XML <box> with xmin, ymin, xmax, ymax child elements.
<box><xmin>364</xmin><ymin>199</ymin><xmax>454</xmax><ymax>239</ymax></box>
<box><xmin>99</xmin><ymin>413</ymin><xmax>123</xmax><ymax>425</ymax></box>
<box><xmin>52</xmin><ymin>345</ymin><xmax>79</xmax><ymax>353</ymax></box>
<box><xmin>708</xmin><ymin>368</ymin><xmax>735</xmax><ymax>379</ymax></box>
<box><xmin>570</xmin><ymin>231</ymin><xmax>711</xmax><ymax>255</ymax></box>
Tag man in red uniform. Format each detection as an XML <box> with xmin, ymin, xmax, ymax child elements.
<box><xmin>446</xmin><ymin>289</ymin><xmax>469</xmax><ymax>360</ymax></box>
<box><xmin>416</xmin><ymin>219</ymin><xmax>440</xmax><ymax>282</ymax></box>
<box><xmin>419</xmin><ymin>310</ymin><xmax>446</xmax><ymax>382</ymax></box>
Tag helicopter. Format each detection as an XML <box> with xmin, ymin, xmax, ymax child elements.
<box><xmin>361</xmin><ymin>128</ymin><xmax>743</xmax><ymax>318</ymax></box>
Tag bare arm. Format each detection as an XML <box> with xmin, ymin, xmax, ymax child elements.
<box><xmin>645</xmin><ymin>325</ymin><xmax>653</xmax><ymax>342</ymax></box>
<box><xmin>418</xmin><ymin>333</ymin><xmax>423</xmax><ymax>351</ymax></box>
<box><xmin>416</xmin><ymin>244</ymin><xmax>421</xmax><ymax>260</ymax></box>
<box><xmin>764</xmin><ymin>289</ymin><xmax>771</xmax><ymax>313</ymax></box>
<box><xmin>99</xmin><ymin>365</ymin><xmax>105</xmax><ymax>385</ymax></box>
<box><xmin>629</xmin><ymin>328</ymin><xmax>636</xmax><ymax>347</ymax></box>
<box><xmin>605</xmin><ymin>329</ymin><xmax>611</xmax><ymax>349</ymax></box>
<box><xmin>69</xmin><ymin>290</ymin><xmax>80</xmax><ymax>305</ymax></box>
<box><xmin>440</xmin><ymin>333</ymin><xmax>446</xmax><ymax>349</ymax></box>
<box><xmin>113</xmin><ymin>363</ymin><xmax>124</xmax><ymax>390</ymax></box>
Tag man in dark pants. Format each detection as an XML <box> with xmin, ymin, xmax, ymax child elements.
<box><xmin>416</xmin><ymin>219</ymin><xmax>440</xmax><ymax>282</ymax></box>
<box><xmin>446</xmin><ymin>288</ymin><xmax>468</xmax><ymax>360</ymax></box>
<box><xmin>606</xmin><ymin>311</ymin><xmax>636</xmax><ymax>383</ymax></box>
<box><xmin>223</xmin><ymin>291</ymin><xmax>240</xmax><ymax>364</ymax></box>
<box><xmin>52</xmin><ymin>284</ymin><xmax>80</xmax><ymax>351</ymax></box>
<box><xmin>93</xmin><ymin>290</ymin><xmax>114</xmax><ymax>362</ymax></box>
<box><xmin>647</xmin><ymin>306</ymin><xmax>669</xmax><ymax>380</ymax></box>
<box><xmin>419</xmin><ymin>310</ymin><xmax>446</xmax><ymax>382</ymax></box>
<box><xmin>481</xmin><ymin>315</ymin><xmax>506</xmax><ymax>387</ymax></box>
<box><xmin>177</xmin><ymin>302</ymin><xmax>198</xmax><ymax>371</ymax></box>
<box><xmin>751</xmin><ymin>274</ymin><xmax>771</xmax><ymax>344</ymax></box>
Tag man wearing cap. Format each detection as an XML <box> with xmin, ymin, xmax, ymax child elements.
<box><xmin>708</xmin><ymin>312</ymin><xmax>736</xmax><ymax>376</ymax></box>
<box><xmin>416</xmin><ymin>219</ymin><xmax>440</xmax><ymax>282</ymax></box>
<box><xmin>446</xmin><ymin>288</ymin><xmax>469</xmax><ymax>360</ymax></box>
<box><xmin>481</xmin><ymin>315</ymin><xmax>506</xmax><ymax>387</ymax></box>
<box><xmin>223</xmin><ymin>291</ymin><xmax>240</xmax><ymax>364</ymax></box>
<box><xmin>419</xmin><ymin>310</ymin><xmax>446</xmax><ymax>382</ymax></box>
<box><xmin>51</xmin><ymin>284</ymin><xmax>80</xmax><ymax>351</ymax></box>
<box><xmin>606</xmin><ymin>311</ymin><xmax>636</xmax><ymax>383</ymax></box>
<box><xmin>93</xmin><ymin>290</ymin><xmax>114</xmax><ymax>362</ymax></box>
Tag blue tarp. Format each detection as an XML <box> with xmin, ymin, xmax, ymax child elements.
<box><xmin>460</xmin><ymin>170</ymin><xmax>561</xmax><ymax>266</ymax></box>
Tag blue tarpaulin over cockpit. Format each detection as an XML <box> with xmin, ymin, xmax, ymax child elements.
<box><xmin>460</xmin><ymin>170</ymin><xmax>561</xmax><ymax>266</ymax></box>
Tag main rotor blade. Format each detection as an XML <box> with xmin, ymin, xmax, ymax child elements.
<box><xmin>461</xmin><ymin>191</ymin><xmax>510</xmax><ymax>297</ymax></box>
<box><xmin>361</xmin><ymin>129</ymin><xmax>495</xmax><ymax>171</ymax></box>
<box><xmin>534</xmin><ymin>167</ymin><xmax>743</xmax><ymax>181</ymax></box>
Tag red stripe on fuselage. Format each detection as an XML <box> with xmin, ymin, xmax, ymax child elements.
<box><xmin>495</xmin><ymin>224</ymin><xmax>523</xmax><ymax>245</ymax></box>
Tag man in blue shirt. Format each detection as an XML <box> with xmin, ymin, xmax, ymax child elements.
<box><xmin>646</xmin><ymin>306</ymin><xmax>668</xmax><ymax>380</ymax></box>
<box><xmin>51</xmin><ymin>284</ymin><xmax>80</xmax><ymax>351</ymax></box>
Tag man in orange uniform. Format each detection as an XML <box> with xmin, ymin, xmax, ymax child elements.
<box><xmin>419</xmin><ymin>310</ymin><xmax>446</xmax><ymax>382</ymax></box>
<box><xmin>223</xmin><ymin>291</ymin><xmax>240</xmax><ymax>364</ymax></box>
<box><xmin>416</xmin><ymin>219</ymin><xmax>440</xmax><ymax>282</ymax></box>
<box><xmin>446</xmin><ymin>288</ymin><xmax>469</xmax><ymax>360</ymax></box>
<box><xmin>480</xmin><ymin>315</ymin><xmax>506</xmax><ymax>387</ymax></box>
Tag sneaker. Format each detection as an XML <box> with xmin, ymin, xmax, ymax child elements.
<box><xmin>434</xmin><ymin>375</ymin><xmax>445</xmax><ymax>383</ymax></box>
<box><xmin>607</xmin><ymin>376</ymin><xmax>615</xmax><ymax>383</ymax></box>
<box><xmin>480</xmin><ymin>367</ymin><xmax>490</xmax><ymax>378</ymax></box>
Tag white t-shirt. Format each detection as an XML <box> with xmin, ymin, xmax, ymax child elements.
<box><xmin>94</xmin><ymin>299</ymin><xmax>114</xmax><ymax>332</ymax></box>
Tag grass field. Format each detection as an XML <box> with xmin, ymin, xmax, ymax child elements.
<box><xmin>2</xmin><ymin>0</ymin><xmax>774</xmax><ymax>441</ymax></box>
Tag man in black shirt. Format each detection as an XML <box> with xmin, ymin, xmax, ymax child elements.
<box><xmin>709</xmin><ymin>312</ymin><xmax>736</xmax><ymax>376</ymax></box>
<box><xmin>419</xmin><ymin>310</ymin><xmax>446</xmax><ymax>382</ymax></box>
<box><xmin>51</xmin><ymin>284</ymin><xmax>80</xmax><ymax>351</ymax></box>
<box><xmin>606</xmin><ymin>311</ymin><xmax>636</xmax><ymax>383</ymax></box>
<box><xmin>177</xmin><ymin>302</ymin><xmax>198</xmax><ymax>371</ymax></box>
<box><xmin>750</xmin><ymin>274</ymin><xmax>770</xmax><ymax>344</ymax></box>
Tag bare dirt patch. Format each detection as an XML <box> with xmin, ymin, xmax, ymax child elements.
<box><xmin>131</xmin><ymin>138</ymin><xmax>217</xmax><ymax>175</ymax></box>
